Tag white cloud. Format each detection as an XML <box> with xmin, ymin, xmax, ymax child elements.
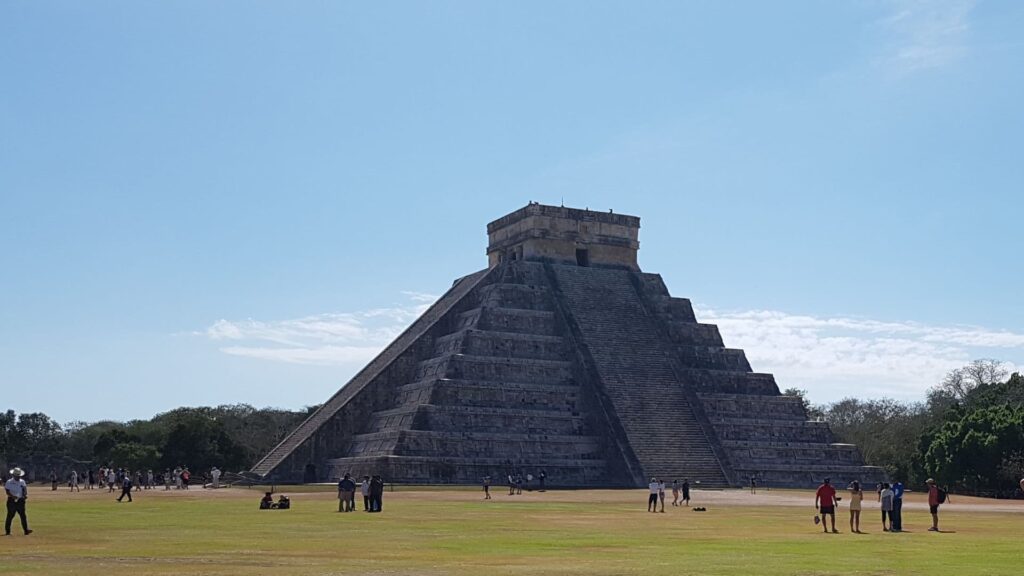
<box><xmin>877</xmin><ymin>0</ymin><xmax>977</xmax><ymax>72</ymax></box>
<box><xmin>201</xmin><ymin>294</ymin><xmax>436</xmax><ymax>366</ymax></box>
<box><xmin>697</xmin><ymin>306</ymin><xmax>1024</xmax><ymax>403</ymax></box>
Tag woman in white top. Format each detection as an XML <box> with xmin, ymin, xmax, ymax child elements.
<box><xmin>878</xmin><ymin>483</ymin><xmax>894</xmax><ymax>532</ymax></box>
<box><xmin>848</xmin><ymin>481</ymin><xmax>863</xmax><ymax>533</ymax></box>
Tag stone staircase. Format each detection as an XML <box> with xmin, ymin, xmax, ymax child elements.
<box><xmin>325</xmin><ymin>263</ymin><xmax>611</xmax><ymax>485</ymax></box>
<box><xmin>635</xmin><ymin>274</ymin><xmax>887</xmax><ymax>488</ymax></box>
<box><xmin>547</xmin><ymin>264</ymin><xmax>730</xmax><ymax>486</ymax></box>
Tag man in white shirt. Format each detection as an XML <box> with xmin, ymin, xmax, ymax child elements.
<box><xmin>211</xmin><ymin>467</ymin><xmax>221</xmax><ymax>488</ymax></box>
<box><xmin>4</xmin><ymin>467</ymin><xmax>32</xmax><ymax>536</ymax></box>
<box><xmin>647</xmin><ymin>478</ymin><xmax>660</xmax><ymax>512</ymax></box>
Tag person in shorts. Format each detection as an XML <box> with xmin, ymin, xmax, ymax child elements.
<box><xmin>815</xmin><ymin>478</ymin><xmax>839</xmax><ymax>533</ymax></box>
<box><xmin>926</xmin><ymin>478</ymin><xmax>949</xmax><ymax>532</ymax></box>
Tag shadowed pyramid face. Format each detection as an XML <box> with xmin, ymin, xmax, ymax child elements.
<box><xmin>253</xmin><ymin>205</ymin><xmax>884</xmax><ymax>489</ymax></box>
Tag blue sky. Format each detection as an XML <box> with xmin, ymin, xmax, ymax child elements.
<box><xmin>2</xmin><ymin>1</ymin><xmax>1022</xmax><ymax>424</ymax></box>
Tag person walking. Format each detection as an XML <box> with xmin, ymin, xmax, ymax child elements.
<box><xmin>4</xmin><ymin>468</ymin><xmax>32</xmax><ymax>536</ymax></box>
<box><xmin>750</xmin><ymin>475</ymin><xmax>757</xmax><ymax>495</ymax></box>
<box><xmin>890</xmin><ymin>480</ymin><xmax>904</xmax><ymax>532</ymax></box>
<box><xmin>482</xmin><ymin>476</ymin><xmax>492</xmax><ymax>500</ymax></box>
<box><xmin>337</xmin><ymin>474</ymin><xmax>356</xmax><ymax>512</ymax></box>
<box><xmin>815</xmin><ymin>478</ymin><xmax>839</xmax><ymax>533</ymax></box>
<box><xmin>848</xmin><ymin>481</ymin><xmax>863</xmax><ymax>533</ymax></box>
<box><xmin>926</xmin><ymin>478</ymin><xmax>949</xmax><ymax>532</ymax></box>
<box><xmin>671</xmin><ymin>480</ymin><xmax>680</xmax><ymax>507</ymax></box>
<box><xmin>117</xmin><ymin>473</ymin><xmax>133</xmax><ymax>502</ymax></box>
<box><xmin>647</xmin><ymin>478</ymin><xmax>659</xmax><ymax>512</ymax></box>
<box><xmin>681</xmin><ymin>479</ymin><xmax>691</xmax><ymax>507</ymax></box>
<box><xmin>507</xmin><ymin>473</ymin><xmax>515</xmax><ymax>496</ymax></box>
<box><xmin>70</xmin><ymin>470</ymin><xmax>80</xmax><ymax>493</ymax></box>
<box><xmin>658</xmin><ymin>479</ymin><xmax>667</xmax><ymax>512</ymax></box>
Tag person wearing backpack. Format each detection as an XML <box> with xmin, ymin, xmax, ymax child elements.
<box><xmin>926</xmin><ymin>478</ymin><xmax>950</xmax><ymax>532</ymax></box>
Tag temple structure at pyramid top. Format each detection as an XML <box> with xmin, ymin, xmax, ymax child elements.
<box><xmin>487</xmin><ymin>203</ymin><xmax>641</xmax><ymax>269</ymax></box>
<box><xmin>251</xmin><ymin>203</ymin><xmax>884</xmax><ymax>488</ymax></box>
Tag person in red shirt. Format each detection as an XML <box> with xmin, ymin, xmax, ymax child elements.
<box><xmin>815</xmin><ymin>478</ymin><xmax>839</xmax><ymax>533</ymax></box>
<box><xmin>926</xmin><ymin>478</ymin><xmax>949</xmax><ymax>532</ymax></box>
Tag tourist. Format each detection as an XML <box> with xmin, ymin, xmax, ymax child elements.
<box><xmin>482</xmin><ymin>476</ymin><xmax>491</xmax><ymax>500</ymax></box>
<box><xmin>174</xmin><ymin>466</ymin><xmax>183</xmax><ymax>489</ymax></box>
<box><xmin>260</xmin><ymin>492</ymin><xmax>274</xmax><ymax>510</ymax></box>
<box><xmin>337</xmin><ymin>474</ymin><xmax>356</xmax><ymax>512</ymax></box>
<box><xmin>526</xmin><ymin>473</ymin><xmax>533</xmax><ymax>492</ymax></box>
<box><xmin>276</xmin><ymin>495</ymin><xmax>291</xmax><ymax>509</ymax></box>
<box><xmin>647</xmin><ymin>478</ymin><xmax>659</xmax><ymax>513</ymax></box>
<box><xmin>681</xmin><ymin>479</ymin><xmax>691</xmax><ymax>507</ymax></box>
<box><xmin>146</xmin><ymin>469</ymin><xmax>154</xmax><ymax>490</ymax></box>
<box><xmin>370</xmin><ymin>475</ymin><xmax>384</xmax><ymax>512</ymax></box>
<box><xmin>181</xmin><ymin>467</ymin><xmax>191</xmax><ymax>490</ymax></box>
<box><xmin>926</xmin><ymin>478</ymin><xmax>950</xmax><ymax>532</ymax></box>
<box><xmin>658</xmin><ymin>479</ymin><xmax>667</xmax><ymax>512</ymax></box>
<box><xmin>538</xmin><ymin>469</ymin><xmax>546</xmax><ymax>492</ymax></box>
<box><xmin>211</xmin><ymin>467</ymin><xmax>221</xmax><ymax>489</ymax></box>
<box><xmin>163</xmin><ymin>469</ymin><xmax>172</xmax><ymax>490</ymax></box>
<box><xmin>814</xmin><ymin>478</ymin><xmax>839</xmax><ymax>533</ymax></box>
<box><xmin>106</xmin><ymin>468</ymin><xmax>116</xmax><ymax>492</ymax></box>
<box><xmin>515</xmin><ymin>474</ymin><xmax>523</xmax><ymax>495</ymax></box>
<box><xmin>878</xmin><ymin>483</ymin><xmax>894</xmax><ymax>531</ymax></box>
<box><xmin>361</xmin><ymin>476</ymin><xmax>371</xmax><ymax>511</ymax></box>
<box><xmin>891</xmin><ymin>480</ymin><xmax>904</xmax><ymax>532</ymax></box>
<box><xmin>848</xmin><ymin>481</ymin><xmax>863</xmax><ymax>533</ymax></box>
<box><xmin>671</xmin><ymin>480</ymin><xmax>680</xmax><ymax>506</ymax></box>
<box><xmin>134</xmin><ymin>470</ymin><xmax>142</xmax><ymax>492</ymax></box>
<box><xmin>4</xmin><ymin>468</ymin><xmax>32</xmax><ymax>536</ymax></box>
<box><xmin>507</xmin><ymin>473</ymin><xmax>515</xmax><ymax>496</ymax></box>
<box><xmin>70</xmin><ymin>470</ymin><xmax>80</xmax><ymax>492</ymax></box>
<box><xmin>87</xmin><ymin>469</ymin><xmax>96</xmax><ymax>490</ymax></box>
<box><xmin>750</xmin><ymin>475</ymin><xmax>757</xmax><ymax>495</ymax></box>
<box><xmin>50</xmin><ymin>469</ymin><xmax>58</xmax><ymax>491</ymax></box>
<box><xmin>117</xmin><ymin>472</ymin><xmax>133</xmax><ymax>502</ymax></box>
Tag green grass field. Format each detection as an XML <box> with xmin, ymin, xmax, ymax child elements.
<box><xmin>6</xmin><ymin>486</ymin><xmax>1022</xmax><ymax>575</ymax></box>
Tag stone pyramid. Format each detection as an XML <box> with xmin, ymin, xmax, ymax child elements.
<box><xmin>251</xmin><ymin>203</ymin><xmax>884</xmax><ymax>487</ymax></box>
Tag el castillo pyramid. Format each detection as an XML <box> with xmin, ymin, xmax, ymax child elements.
<box><xmin>252</xmin><ymin>203</ymin><xmax>884</xmax><ymax>487</ymax></box>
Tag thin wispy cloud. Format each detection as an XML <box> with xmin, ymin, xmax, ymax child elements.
<box><xmin>201</xmin><ymin>294</ymin><xmax>436</xmax><ymax>366</ymax></box>
<box><xmin>877</xmin><ymin>0</ymin><xmax>978</xmax><ymax>72</ymax></box>
<box><xmin>698</xmin><ymin>306</ymin><xmax>1024</xmax><ymax>402</ymax></box>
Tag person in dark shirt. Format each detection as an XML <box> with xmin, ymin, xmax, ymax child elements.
<box><xmin>369</xmin><ymin>475</ymin><xmax>384</xmax><ymax>512</ymax></box>
<box><xmin>337</xmin><ymin>474</ymin><xmax>356</xmax><ymax>512</ymax></box>
<box><xmin>116</xmin><ymin>474</ymin><xmax>133</xmax><ymax>502</ymax></box>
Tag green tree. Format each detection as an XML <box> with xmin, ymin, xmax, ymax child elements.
<box><xmin>923</xmin><ymin>404</ymin><xmax>1024</xmax><ymax>492</ymax></box>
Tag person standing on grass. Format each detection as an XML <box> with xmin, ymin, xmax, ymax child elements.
<box><xmin>878</xmin><ymin>483</ymin><xmax>894</xmax><ymax>531</ymax></box>
<box><xmin>337</xmin><ymin>474</ymin><xmax>356</xmax><ymax>512</ymax></box>
<box><xmin>116</xmin><ymin>473</ymin><xmax>133</xmax><ymax>502</ymax></box>
<box><xmin>658</xmin><ymin>479</ymin><xmax>667</xmax><ymax>512</ymax></box>
<box><xmin>671</xmin><ymin>480</ymin><xmax>680</xmax><ymax>506</ymax></box>
<box><xmin>483</xmin><ymin>476</ymin><xmax>492</xmax><ymax>500</ymax></box>
<box><xmin>848</xmin><ymin>481</ymin><xmax>863</xmax><ymax>533</ymax></box>
<box><xmin>647</xmin><ymin>478</ymin><xmax>659</xmax><ymax>512</ymax></box>
<box><xmin>182</xmin><ymin>468</ymin><xmax>191</xmax><ymax>490</ymax></box>
<box><xmin>370</xmin><ymin>475</ymin><xmax>384</xmax><ymax>512</ymax></box>
<box><xmin>70</xmin><ymin>470</ymin><xmax>80</xmax><ymax>493</ymax></box>
<box><xmin>50</xmin><ymin>469</ymin><xmax>58</xmax><ymax>491</ymax></box>
<box><xmin>4</xmin><ymin>468</ymin><xmax>32</xmax><ymax>536</ymax></box>
<box><xmin>174</xmin><ymin>467</ymin><xmax>183</xmax><ymax>489</ymax></box>
<box><xmin>361</xmin><ymin>476</ymin><xmax>372</xmax><ymax>511</ymax></box>
<box><xmin>681</xmin><ymin>479</ymin><xmax>691</xmax><ymax>507</ymax></box>
<box><xmin>926</xmin><ymin>478</ymin><xmax>949</xmax><ymax>532</ymax></box>
<box><xmin>890</xmin><ymin>480</ymin><xmax>904</xmax><ymax>532</ymax></box>
<box><xmin>107</xmin><ymin>468</ymin><xmax>116</xmax><ymax>492</ymax></box>
<box><xmin>211</xmin><ymin>467</ymin><xmax>221</xmax><ymax>489</ymax></box>
<box><xmin>815</xmin><ymin>478</ymin><xmax>839</xmax><ymax>533</ymax></box>
<box><xmin>750</xmin><ymin>475</ymin><xmax>757</xmax><ymax>495</ymax></box>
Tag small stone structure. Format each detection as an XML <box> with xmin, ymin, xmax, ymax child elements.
<box><xmin>251</xmin><ymin>203</ymin><xmax>884</xmax><ymax>487</ymax></box>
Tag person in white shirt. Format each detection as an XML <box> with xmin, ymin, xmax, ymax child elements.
<box><xmin>70</xmin><ymin>470</ymin><xmax>80</xmax><ymax>492</ymax></box>
<box><xmin>211</xmin><ymin>467</ymin><xmax>221</xmax><ymax>489</ymax></box>
<box><xmin>647</xmin><ymin>478</ymin><xmax>660</xmax><ymax>512</ymax></box>
<box><xmin>4</xmin><ymin>467</ymin><xmax>32</xmax><ymax>536</ymax></box>
<box><xmin>658</xmin><ymin>480</ymin><xmax>667</xmax><ymax>513</ymax></box>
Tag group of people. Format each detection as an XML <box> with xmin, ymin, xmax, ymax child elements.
<box><xmin>815</xmin><ymin>477</ymin><xmax>951</xmax><ymax>534</ymax></box>
<box><xmin>500</xmin><ymin>470</ymin><xmax>546</xmax><ymax>496</ymax></box>
<box><xmin>336</xmin><ymin>474</ymin><xmax>386</xmax><ymax>512</ymax></box>
<box><xmin>645</xmin><ymin>478</ymin><xmax>694</xmax><ymax>512</ymax></box>
<box><xmin>259</xmin><ymin>492</ymin><xmax>291</xmax><ymax>509</ymax></box>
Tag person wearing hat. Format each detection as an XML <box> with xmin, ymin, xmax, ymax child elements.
<box><xmin>925</xmin><ymin>478</ymin><xmax>949</xmax><ymax>532</ymax></box>
<box><xmin>4</xmin><ymin>467</ymin><xmax>32</xmax><ymax>536</ymax></box>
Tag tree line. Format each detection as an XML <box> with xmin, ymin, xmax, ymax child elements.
<box><xmin>0</xmin><ymin>404</ymin><xmax>314</xmax><ymax>474</ymax></box>
<box><xmin>786</xmin><ymin>359</ymin><xmax>1024</xmax><ymax>497</ymax></box>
